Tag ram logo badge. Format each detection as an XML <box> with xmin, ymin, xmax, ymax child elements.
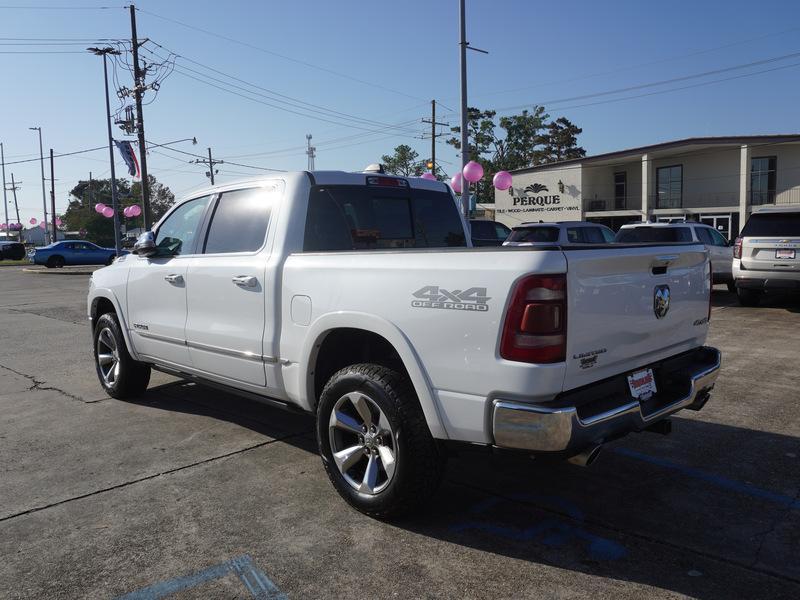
<box><xmin>412</xmin><ymin>286</ymin><xmax>490</xmax><ymax>312</ymax></box>
<box><xmin>653</xmin><ymin>285</ymin><xmax>671</xmax><ymax>319</ymax></box>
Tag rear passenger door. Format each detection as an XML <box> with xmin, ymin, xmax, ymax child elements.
<box><xmin>184</xmin><ymin>184</ymin><xmax>282</xmax><ymax>388</ymax></box>
<box><xmin>696</xmin><ymin>226</ymin><xmax>730</xmax><ymax>278</ymax></box>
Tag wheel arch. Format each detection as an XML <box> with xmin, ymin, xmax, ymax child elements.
<box><xmin>89</xmin><ymin>291</ymin><xmax>140</xmax><ymax>360</ymax></box>
<box><xmin>300</xmin><ymin>312</ymin><xmax>447</xmax><ymax>440</ymax></box>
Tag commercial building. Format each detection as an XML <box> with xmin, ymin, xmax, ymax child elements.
<box><xmin>492</xmin><ymin>135</ymin><xmax>800</xmax><ymax>238</ymax></box>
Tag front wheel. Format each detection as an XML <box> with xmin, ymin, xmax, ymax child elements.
<box><xmin>93</xmin><ymin>312</ymin><xmax>151</xmax><ymax>398</ymax></box>
<box><xmin>105</xmin><ymin>254</ymin><xmax>116</xmax><ymax>266</ymax></box>
<box><xmin>46</xmin><ymin>255</ymin><xmax>64</xmax><ymax>268</ymax></box>
<box><xmin>737</xmin><ymin>287</ymin><xmax>762</xmax><ymax>307</ymax></box>
<box><xmin>316</xmin><ymin>363</ymin><xmax>444</xmax><ymax>519</ymax></box>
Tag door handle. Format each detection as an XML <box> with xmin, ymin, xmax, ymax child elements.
<box><xmin>164</xmin><ymin>274</ymin><xmax>183</xmax><ymax>284</ymax></box>
<box><xmin>232</xmin><ymin>275</ymin><xmax>257</xmax><ymax>287</ymax></box>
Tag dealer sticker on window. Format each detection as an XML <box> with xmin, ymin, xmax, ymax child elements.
<box><xmin>627</xmin><ymin>368</ymin><xmax>657</xmax><ymax>400</ymax></box>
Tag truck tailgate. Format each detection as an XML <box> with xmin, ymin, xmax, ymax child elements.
<box><xmin>563</xmin><ymin>244</ymin><xmax>710</xmax><ymax>390</ymax></box>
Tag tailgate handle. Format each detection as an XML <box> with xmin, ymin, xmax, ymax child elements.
<box><xmin>651</xmin><ymin>254</ymin><xmax>678</xmax><ymax>275</ymax></box>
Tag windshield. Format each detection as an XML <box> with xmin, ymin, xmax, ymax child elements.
<box><xmin>615</xmin><ymin>226</ymin><xmax>692</xmax><ymax>243</ymax></box>
<box><xmin>507</xmin><ymin>226</ymin><xmax>559</xmax><ymax>243</ymax></box>
<box><xmin>741</xmin><ymin>212</ymin><xmax>800</xmax><ymax>237</ymax></box>
<box><xmin>303</xmin><ymin>185</ymin><xmax>466</xmax><ymax>251</ymax></box>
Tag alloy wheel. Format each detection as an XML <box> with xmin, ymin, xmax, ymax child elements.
<box><xmin>96</xmin><ymin>327</ymin><xmax>120</xmax><ymax>387</ymax></box>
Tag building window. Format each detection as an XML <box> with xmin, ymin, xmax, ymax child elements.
<box><xmin>750</xmin><ymin>156</ymin><xmax>776</xmax><ymax>205</ymax></box>
<box><xmin>656</xmin><ymin>165</ymin><xmax>682</xmax><ymax>208</ymax></box>
<box><xmin>614</xmin><ymin>172</ymin><xmax>626</xmax><ymax>209</ymax></box>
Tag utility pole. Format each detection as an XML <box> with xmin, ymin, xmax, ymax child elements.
<box><xmin>49</xmin><ymin>149</ymin><xmax>56</xmax><ymax>242</ymax></box>
<box><xmin>7</xmin><ymin>174</ymin><xmax>21</xmax><ymax>241</ymax></box>
<box><xmin>191</xmin><ymin>148</ymin><xmax>223</xmax><ymax>184</ymax></box>
<box><xmin>129</xmin><ymin>4</ymin><xmax>151</xmax><ymax>229</ymax></box>
<box><xmin>1</xmin><ymin>142</ymin><xmax>8</xmax><ymax>234</ymax></box>
<box><xmin>421</xmin><ymin>100</ymin><xmax>449</xmax><ymax>177</ymax></box>
<box><xmin>29</xmin><ymin>127</ymin><xmax>49</xmax><ymax>243</ymax></box>
<box><xmin>306</xmin><ymin>134</ymin><xmax>316</xmax><ymax>170</ymax></box>
<box><xmin>89</xmin><ymin>46</ymin><xmax>123</xmax><ymax>256</ymax></box>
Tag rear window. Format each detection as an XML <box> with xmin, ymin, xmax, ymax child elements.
<box><xmin>615</xmin><ymin>226</ymin><xmax>692</xmax><ymax>243</ymax></box>
<box><xmin>508</xmin><ymin>226</ymin><xmax>559</xmax><ymax>243</ymax></box>
<box><xmin>741</xmin><ymin>212</ymin><xmax>800</xmax><ymax>237</ymax></box>
<box><xmin>303</xmin><ymin>185</ymin><xmax>466</xmax><ymax>251</ymax></box>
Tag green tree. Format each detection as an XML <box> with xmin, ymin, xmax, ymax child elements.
<box><xmin>381</xmin><ymin>144</ymin><xmax>425</xmax><ymax>176</ymax></box>
<box><xmin>542</xmin><ymin>117</ymin><xmax>586</xmax><ymax>162</ymax></box>
<box><xmin>63</xmin><ymin>175</ymin><xmax>175</xmax><ymax>247</ymax></box>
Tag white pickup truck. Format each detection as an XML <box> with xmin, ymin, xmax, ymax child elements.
<box><xmin>88</xmin><ymin>171</ymin><xmax>721</xmax><ymax>517</ymax></box>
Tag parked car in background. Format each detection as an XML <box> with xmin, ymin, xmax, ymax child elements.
<box><xmin>733</xmin><ymin>206</ymin><xmax>800</xmax><ymax>306</ymax></box>
<box><xmin>503</xmin><ymin>221</ymin><xmax>615</xmax><ymax>247</ymax></box>
<box><xmin>469</xmin><ymin>219</ymin><xmax>511</xmax><ymax>246</ymax></box>
<box><xmin>31</xmin><ymin>241</ymin><xmax>125</xmax><ymax>268</ymax></box>
<box><xmin>0</xmin><ymin>241</ymin><xmax>26</xmax><ymax>261</ymax></box>
<box><xmin>616</xmin><ymin>222</ymin><xmax>734</xmax><ymax>291</ymax></box>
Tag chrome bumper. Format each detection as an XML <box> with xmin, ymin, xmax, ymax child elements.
<box><xmin>492</xmin><ymin>347</ymin><xmax>721</xmax><ymax>454</ymax></box>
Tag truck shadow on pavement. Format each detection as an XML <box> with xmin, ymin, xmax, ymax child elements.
<box><xmin>712</xmin><ymin>286</ymin><xmax>800</xmax><ymax>312</ymax></box>
<box><xmin>134</xmin><ymin>380</ymin><xmax>800</xmax><ymax>600</ymax></box>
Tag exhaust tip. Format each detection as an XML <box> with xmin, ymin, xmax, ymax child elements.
<box><xmin>567</xmin><ymin>444</ymin><xmax>602</xmax><ymax>467</ymax></box>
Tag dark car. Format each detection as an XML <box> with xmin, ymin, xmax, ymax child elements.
<box><xmin>31</xmin><ymin>241</ymin><xmax>126</xmax><ymax>268</ymax></box>
<box><xmin>469</xmin><ymin>219</ymin><xmax>511</xmax><ymax>246</ymax></box>
<box><xmin>0</xmin><ymin>241</ymin><xmax>26</xmax><ymax>261</ymax></box>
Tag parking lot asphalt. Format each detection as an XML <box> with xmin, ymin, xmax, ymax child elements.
<box><xmin>0</xmin><ymin>265</ymin><xmax>798</xmax><ymax>599</ymax></box>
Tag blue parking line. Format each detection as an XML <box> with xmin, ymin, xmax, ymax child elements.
<box><xmin>116</xmin><ymin>554</ymin><xmax>286</xmax><ymax>600</ymax></box>
<box><xmin>613</xmin><ymin>447</ymin><xmax>800</xmax><ymax>510</ymax></box>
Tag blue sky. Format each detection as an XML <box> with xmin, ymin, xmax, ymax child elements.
<box><xmin>2</xmin><ymin>0</ymin><xmax>800</xmax><ymax>224</ymax></box>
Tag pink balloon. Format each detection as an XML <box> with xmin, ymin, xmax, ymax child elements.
<box><xmin>420</xmin><ymin>172</ymin><xmax>436</xmax><ymax>181</ymax></box>
<box><xmin>102</xmin><ymin>206</ymin><xmax>114</xmax><ymax>218</ymax></box>
<box><xmin>29</xmin><ymin>217</ymin><xmax>37</xmax><ymax>225</ymax></box>
<box><xmin>55</xmin><ymin>217</ymin><xmax>62</xmax><ymax>226</ymax></box>
<box><xmin>450</xmin><ymin>172</ymin><xmax>463</xmax><ymax>194</ymax></box>
<box><xmin>493</xmin><ymin>170</ymin><xmax>513</xmax><ymax>191</ymax></box>
<box><xmin>129</xmin><ymin>204</ymin><xmax>142</xmax><ymax>217</ymax></box>
<box><xmin>94</xmin><ymin>203</ymin><xmax>106</xmax><ymax>214</ymax></box>
<box><xmin>123</xmin><ymin>206</ymin><xmax>132</xmax><ymax>217</ymax></box>
<box><xmin>462</xmin><ymin>160</ymin><xmax>484</xmax><ymax>183</ymax></box>
<box><xmin>0</xmin><ymin>223</ymin><xmax>6</xmax><ymax>230</ymax></box>
<box><xmin>39</xmin><ymin>221</ymin><xmax>47</xmax><ymax>230</ymax></box>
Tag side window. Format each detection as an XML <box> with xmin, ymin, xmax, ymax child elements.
<box><xmin>582</xmin><ymin>227</ymin><xmax>606</xmax><ymax>243</ymax></box>
<box><xmin>156</xmin><ymin>195</ymin><xmax>211</xmax><ymax>256</ymax></box>
<box><xmin>566</xmin><ymin>228</ymin><xmax>582</xmax><ymax>243</ymax></box>
<box><xmin>709</xmin><ymin>228</ymin><xmax>728</xmax><ymax>246</ymax></box>
<box><xmin>695</xmin><ymin>227</ymin><xmax>714</xmax><ymax>245</ymax></box>
<box><xmin>600</xmin><ymin>227</ymin><xmax>616</xmax><ymax>243</ymax></box>
<box><xmin>204</xmin><ymin>187</ymin><xmax>272</xmax><ymax>254</ymax></box>
<box><xmin>470</xmin><ymin>221</ymin><xmax>493</xmax><ymax>238</ymax></box>
<box><xmin>494</xmin><ymin>223</ymin><xmax>511</xmax><ymax>240</ymax></box>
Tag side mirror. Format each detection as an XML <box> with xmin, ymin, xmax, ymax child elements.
<box><xmin>132</xmin><ymin>231</ymin><xmax>157</xmax><ymax>257</ymax></box>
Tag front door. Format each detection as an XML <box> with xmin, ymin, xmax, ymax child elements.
<box><xmin>184</xmin><ymin>185</ymin><xmax>279</xmax><ymax>387</ymax></box>
<box><xmin>126</xmin><ymin>195</ymin><xmax>212</xmax><ymax>367</ymax></box>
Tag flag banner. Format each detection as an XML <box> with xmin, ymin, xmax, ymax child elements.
<box><xmin>114</xmin><ymin>140</ymin><xmax>141</xmax><ymax>179</ymax></box>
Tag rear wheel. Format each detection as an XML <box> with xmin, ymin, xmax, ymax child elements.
<box><xmin>726</xmin><ymin>281</ymin><xmax>737</xmax><ymax>293</ymax></box>
<box><xmin>46</xmin><ymin>255</ymin><xmax>65</xmax><ymax>268</ymax></box>
<box><xmin>93</xmin><ymin>312</ymin><xmax>151</xmax><ymax>398</ymax></box>
<box><xmin>737</xmin><ymin>287</ymin><xmax>762</xmax><ymax>307</ymax></box>
<box><xmin>316</xmin><ymin>363</ymin><xmax>444</xmax><ymax>519</ymax></box>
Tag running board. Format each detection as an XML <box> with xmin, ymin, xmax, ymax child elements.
<box><xmin>149</xmin><ymin>363</ymin><xmax>309</xmax><ymax>414</ymax></box>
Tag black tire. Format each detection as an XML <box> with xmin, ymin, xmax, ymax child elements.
<box><xmin>727</xmin><ymin>281</ymin><xmax>737</xmax><ymax>293</ymax></box>
<box><xmin>105</xmin><ymin>254</ymin><xmax>116</xmax><ymax>266</ymax></box>
<box><xmin>47</xmin><ymin>255</ymin><xmax>65</xmax><ymax>268</ymax></box>
<box><xmin>737</xmin><ymin>287</ymin><xmax>762</xmax><ymax>307</ymax></box>
<box><xmin>316</xmin><ymin>363</ymin><xmax>444</xmax><ymax>519</ymax></box>
<box><xmin>93</xmin><ymin>312</ymin><xmax>151</xmax><ymax>399</ymax></box>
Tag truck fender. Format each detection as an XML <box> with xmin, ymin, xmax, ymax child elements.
<box><xmin>89</xmin><ymin>289</ymin><xmax>140</xmax><ymax>362</ymax></box>
<box><xmin>300</xmin><ymin>311</ymin><xmax>449</xmax><ymax>440</ymax></box>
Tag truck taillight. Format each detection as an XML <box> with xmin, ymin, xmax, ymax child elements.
<box><xmin>733</xmin><ymin>237</ymin><xmax>743</xmax><ymax>259</ymax></box>
<box><xmin>708</xmin><ymin>263</ymin><xmax>713</xmax><ymax>322</ymax></box>
<box><xmin>500</xmin><ymin>274</ymin><xmax>566</xmax><ymax>364</ymax></box>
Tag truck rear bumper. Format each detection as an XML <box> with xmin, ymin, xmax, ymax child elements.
<box><xmin>735</xmin><ymin>277</ymin><xmax>800</xmax><ymax>290</ymax></box>
<box><xmin>492</xmin><ymin>346</ymin><xmax>721</xmax><ymax>454</ymax></box>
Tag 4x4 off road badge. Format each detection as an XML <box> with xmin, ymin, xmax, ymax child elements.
<box><xmin>412</xmin><ymin>286</ymin><xmax>490</xmax><ymax>312</ymax></box>
<box><xmin>653</xmin><ymin>285</ymin><xmax>670</xmax><ymax>319</ymax></box>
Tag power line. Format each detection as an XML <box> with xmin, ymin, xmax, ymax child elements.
<box><xmin>135</xmin><ymin>7</ymin><xmax>424</xmax><ymax>101</ymax></box>
<box><xmin>497</xmin><ymin>49</ymin><xmax>800</xmax><ymax>113</ymax></box>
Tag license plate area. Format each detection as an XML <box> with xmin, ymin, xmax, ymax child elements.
<box><xmin>627</xmin><ymin>368</ymin><xmax>657</xmax><ymax>400</ymax></box>
<box><xmin>776</xmin><ymin>249</ymin><xmax>796</xmax><ymax>259</ymax></box>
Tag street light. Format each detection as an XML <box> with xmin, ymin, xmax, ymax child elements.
<box><xmin>88</xmin><ymin>46</ymin><xmax>123</xmax><ymax>256</ymax></box>
<box><xmin>28</xmin><ymin>126</ymin><xmax>48</xmax><ymax>243</ymax></box>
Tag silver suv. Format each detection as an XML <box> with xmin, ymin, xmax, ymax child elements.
<box><xmin>733</xmin><ymin>206</ymin><xmax>800</xmax><ymax>306</ymax></box>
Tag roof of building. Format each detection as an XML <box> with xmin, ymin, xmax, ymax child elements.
<box><xmin>510</xmin><ymin>134</ymin><xmax>800</xmax><ymax>174</ymax></box>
